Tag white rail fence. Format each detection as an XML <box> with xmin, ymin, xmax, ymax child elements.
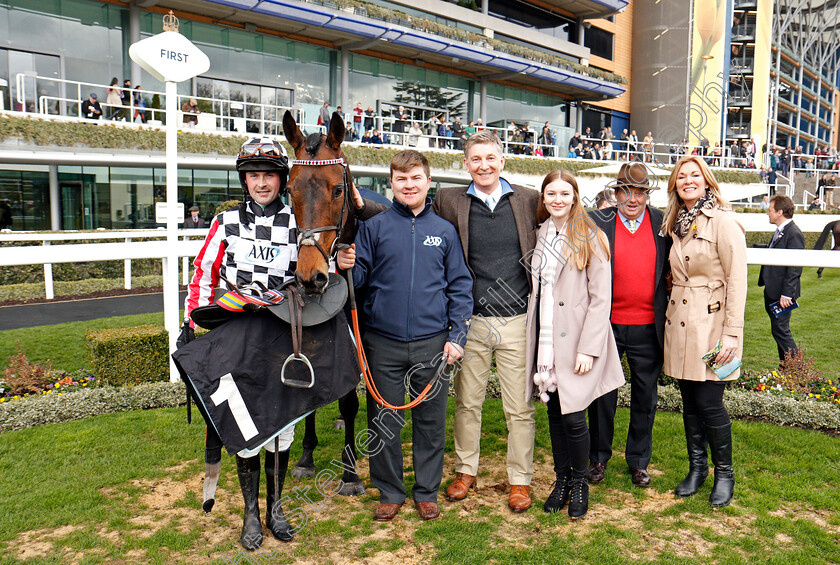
<box><xmin>2</xmin><ymin>214</ymin><xmax>839</xmax><ymax>298</ymax></box>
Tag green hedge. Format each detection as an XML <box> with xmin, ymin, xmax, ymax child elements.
<box><xmin>2</xmin><ymin>376</ymin><xmax>838</xmax><ymax>433</ymax></box>
<box><xmin>85</xmin><ymin>325</ymin><xmax>170</xmax><ymax>386</ymax></box>
<box><xmin>0</xmin><ymin>381</ymin><xmax>185</xmax><ymax>433</ymax></box>
<box><xmin>0</xmin><ymin>275</ymin><xmax>162</xmax><ymax>303</ymax></box>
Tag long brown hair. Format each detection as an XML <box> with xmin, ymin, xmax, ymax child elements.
<box><xmin>663</xmin><ymin>156</ymin><xmax>729</xmax><ymax>236</ymax></box>
<box><xmin>538</xmin><ymin>170</ymin><xmax>610</xmax><ymax>270</ymax></box>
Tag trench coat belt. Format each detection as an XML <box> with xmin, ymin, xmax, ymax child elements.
<box><xmin>670</xmin><ymin>280</ymin><xmax>724</xmax><ymax>290</ymax></box>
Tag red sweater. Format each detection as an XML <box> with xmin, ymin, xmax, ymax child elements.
<box><xmin>611</xmin><ymin>213</ymin><xmax>656</xmax><ymax>325</ymax></box>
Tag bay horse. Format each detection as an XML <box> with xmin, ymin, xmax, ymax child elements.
<box><xmin>281</xmin><ymin>109</ymin><xmax>365</xmax><ymax>496</ymax></box>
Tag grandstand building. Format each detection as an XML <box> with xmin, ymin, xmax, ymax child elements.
<box><xmin>631</xmin><ymin>0</ymin><xmax>840</xmax><ymax>160</ymax></box>
<box><xmin>0</xmin><ymin>0</ymin><xmax>629</xmax><ymax>231</ymax></box>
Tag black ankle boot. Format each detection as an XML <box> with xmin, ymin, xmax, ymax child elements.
<box><xmin>706</xmin><ymin>423</ymin><xmax>734</xmax><ymax>508</ymax></box>
<box><xmin>544</xmin><ymin>470</ymin><xmax>571</xmax><ymax>513</ymax></box>
<box><xmin>675</xmin><ymin>414</ymin><xmax>709</xmax><ymax>497</ymax></box>
<box><xmin>265</xmin><ymin>449</ymin><xmax>294</xmax><ymax>541</ymax></box>
<box><xmin>235</xmin><ymin>454</ymin><xmax>263</xmax><ymax>550</ymax></box>
<box><xmin>567</xmin><ymin>469</ymin><xmax>589</xmax><ymax>520</ymax></box>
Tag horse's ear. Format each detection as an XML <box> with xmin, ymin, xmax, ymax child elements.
<box><xmin>283</xmin><ymin>110</ymin><xmax>304</xmax><ymax>151</ymax></box>
<box><xmin>325</xmin><ymin>112</ymin><xmax>345</xmax><ymax>150</ymax></box>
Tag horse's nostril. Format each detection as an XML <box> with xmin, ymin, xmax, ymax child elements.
<box><xmin>312</xmin><ymin>272</ymin><xmax>328</xmax><ymax>288</ymax></box>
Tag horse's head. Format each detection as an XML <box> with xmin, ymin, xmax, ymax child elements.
<box><xmin>282</xmin><ymin>110</ymin><xmax>356</xmax><ymax>295</ymax></box>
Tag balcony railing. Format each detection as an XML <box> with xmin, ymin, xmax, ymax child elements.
<box><xmin>731</xmin><ymin>24</ymin><xmax>756</xmax><ymax>40</ymax></box>
<box><xmin>728</xmin><ymin>92</ymin><xmax>753</xmax><ymax>107</ymax></box>
<box><xmin>730</xmin><ymin>57</ymin><xmax>754</xmax><ymax>74</ymax></box>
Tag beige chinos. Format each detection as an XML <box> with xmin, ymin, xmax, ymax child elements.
<box><xmin>454</xmin><ymin>314</ymin><xmax>535</xmax><ymax>485</ymax></box>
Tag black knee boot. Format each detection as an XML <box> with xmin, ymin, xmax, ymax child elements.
<box><xmin>706</xmin><ymin>423</ymin><xmax>734</xmax><ymax>508</ymax></box>
<box><xmin>265</xmin><ymin>449</ymin><xmax>294</xmax><ymax>541</ymax></box>
<box><xmin>675</xmin><ymin>414</ymin><xmax>709</xmax><ymax>497</ymax></box>
<box><xmin>235</xmin><ymin>454</ymin><xmax>263</xmax><ymax>550</ymax></box>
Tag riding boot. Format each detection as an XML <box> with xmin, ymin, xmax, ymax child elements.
<box><xmin>675</xmin><ymin>414</ymin><xmax>709</xmax><ymax>497</ymax></box>
<box><xmin>235</xmin><ymin>454</ymin><xmax>263</xmax><ymax>550</ymax></box>
<box><xmin>567</xmin><ymin>467</ymin><xmax>589</xmax><ymax>520</ymax></box>
<box><xmin>707</xmin><ymin>423</ymin><xmax>735</xmax><ymax>508</ymax></box>
<box><xmin>265</xmin><ymin>449</ymin><xmax>294</xmax><ymax>541</ymax></box>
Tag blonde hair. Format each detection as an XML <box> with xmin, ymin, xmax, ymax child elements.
<box><xmin>663</xmin><ymin>156</ymin><xmax>729</xmax><ymax>236</ymax></box>
<box><xmin>463</xmin><ymin>129</ymin><xmax>503</xmax><ymax>157</ymax></box>
<box><xmin>538</xmin><ymin>170</ymin><xmax>610</xmax><ymax>270</ymax></box>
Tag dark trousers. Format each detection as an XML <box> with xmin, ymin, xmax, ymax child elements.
<box><xmin>546</xmin><ymin>392</ymin><xmax>589</xmax><ymax>476</ymax></box>
<box><xmin>764</xmin><ymin>292</ymin><xmax>797</xmax><ymax>361</ymax></box>
<box><xmin>364</xmin><ymin>331</ymin><xmax>449</xmax><ymax>504</ymax></box>
<box><xmin>678</xmin><ymin>380</ymin><xmax>729</xmax><ymax>427</ymax></box>
<box><xmin>588</xmin><ymin>323</ymin><xmax>661</xmax><ymax>469</ymax></box>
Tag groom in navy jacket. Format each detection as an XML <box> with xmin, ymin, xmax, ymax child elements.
<box><xmin>348</xmin><ymin>150</ymin><xmax>473</xmax><ymax>522</ymax></box>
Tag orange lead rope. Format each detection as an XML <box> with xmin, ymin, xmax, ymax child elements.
<box><xmin>346</xmin><ymin>268</ymin><xmax>449</xmax><ymax>411</ymax></box>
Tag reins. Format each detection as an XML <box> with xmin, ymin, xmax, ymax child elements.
<box><xmin>289</xmin><ymin>154</ymin><xmax>449</xmax><ymax>410</ymax></box>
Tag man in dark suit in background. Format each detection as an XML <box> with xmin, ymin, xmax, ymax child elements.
<box><xmin>758</xmin><ymin>195</ymin><xmax>804</xmax><ymax>361</ymax></box>
<box><xmin>587</xmin><ymin>162</ymin><xmax>671</xmax><ymax>487</ymax></box>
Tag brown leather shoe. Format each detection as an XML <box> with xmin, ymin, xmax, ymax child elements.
<box><xmin>631</xmin><ymin>468</ymin><xmax>651</xmax><ymax>487</ymax></box>
<box><xmin>588</xmin><ymin>462</ymin><xmax>606</xmax><ymax>484</ymax></box>
<box><xmin>374</xmin><ymin>502</ymin><xmax>403</xmax><ymax>521</ymax></box>
<box><xmin>445</xmin><ymin>473</ymin><xmax>476</xmax><ymax>501</ymax></box>
<box><xmin>415</xmin><ymin>501</ymin><xmax>441</xmax><ymax>520</ymax></box>
<box><xmin>508</xmin><ymin>485</ymin><xmax>532</xmax><ymax>512</ymax></box>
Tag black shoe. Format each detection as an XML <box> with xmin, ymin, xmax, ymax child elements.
<box><xmin>235</xmin><ymin>454</ymin><xmax>263</xmax><ymax>550</ymax></box>
<box><xmin>265</xmin><ymin>449</ymin><xmax>294</xmax><ymax>541</ymax></box>
<box><xmin>567</xmin><ymin>471</ymin><xmax>589</xmax><ymax>520</ymax></box>
<box><xmin>675</xmin><ymin>414</ymin><xmax>709</xmax><ymax>497</ymax></box>
<box><xmin>707</xmin><ymin>423</ymin><xmax>735</xmax><ymax>508</ymax></box>
<box><xmin>543</xmin><ymin>471</ymin><xmax>571</xmax><ymax>513</ymax></box>
<box><xmin>587</xmin><ymin>462</ymin><xmax>606</xmax><ymax>484</ymax></box>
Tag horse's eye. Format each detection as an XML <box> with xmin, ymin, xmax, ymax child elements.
<box><xmin>333</xmin><ymin>185</ymin><xmax>344</xmax><ymax>199</ymax></box>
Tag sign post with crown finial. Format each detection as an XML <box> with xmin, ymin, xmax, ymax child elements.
<box><xmin>129</xmin><ymin>11</ymin><xmax>210</xmax><ymax>382</ymax></box>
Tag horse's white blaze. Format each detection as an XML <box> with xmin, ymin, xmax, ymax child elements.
<box><xmin>210</xmin><ymin>373</ymin><xmax>259</xmax><ymax>440</ymax></box>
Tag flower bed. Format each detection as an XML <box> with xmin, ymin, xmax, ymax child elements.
<box><xmin>735</xmin><ymin>369</ymin><xmax>840</xmax><ymax>405</ymax></box>
<box><xmin>0</xmin><ymin>370</ymin><xmax>95</xmax><ymax>404</ymax></box>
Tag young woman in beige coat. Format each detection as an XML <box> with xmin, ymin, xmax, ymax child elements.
<box><xmin>525</xmin><ymin>170</ymin><xmax>624</xmax><ymax>519</ymax></box>
<box><xmin>662</xmin><ymin>156</ymin><xmax>747</xmax><ymax>508</ymax></box>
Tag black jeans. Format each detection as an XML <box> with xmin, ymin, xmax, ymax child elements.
<box><xmin>363</xmin><ymin>331</ymin><xmax>449</xmax><ymax>504</ymax></box>
<box><xmin>546</xmin><ymin>392</ymin><xmax>589</xmax><ymax>477</ymax></box>
<box><xmin>678</xmin><ymin>380</ymin><xmax>729</xmax><ymax>427</ymax></box>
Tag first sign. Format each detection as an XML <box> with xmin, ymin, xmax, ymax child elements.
<box><xmin>129</xmin><ymin>31</ymin><xmax>210</xmax><ymax>83</ymax></box>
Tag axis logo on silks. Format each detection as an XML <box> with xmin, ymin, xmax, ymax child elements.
<box><xmin>233</xmin><ymin>241</ymin><xmax>284</xmax><ymax>267</ymax></box>
<box><xmin>423</xmin><ymin>235</ymin><xmax>442</xmax><ymax>247</ymax></box>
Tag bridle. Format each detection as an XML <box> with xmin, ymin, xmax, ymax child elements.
<box><xmin>288</xmin><ymin>157</ymin><xmax>352</xmax><ymax>262</ymax></box>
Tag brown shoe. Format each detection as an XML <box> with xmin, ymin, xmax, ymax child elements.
<box><xmin>631</xmin><ymin>468</ymin><xmax>651</xmax><ymax>487</ymax></box>
<box><xmin>588</xmin><ymin>462</ymin><xmax>606</xmax><ymax>484</ymax></box>
<box><xmin>374</xmin><ymin>502</ymin><xmax>403</xmax><ymax>521</ymax></box>
<box><xmin>445</xmin><ymin>473</ymin><xmax>476</xmax><ymax>501</ymax></box>
<box><xmin>415</xmin><ymin>501</ymin><xmax>441</xmax><ymax>521</ymax></box>
<box><xmin>508</xmin><ymin>485</ymin><xmax>532</xmax><ymax>512</ymax></box>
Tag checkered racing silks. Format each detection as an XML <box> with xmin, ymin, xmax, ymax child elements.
<box><xmin>185</xmin><ymin>201</ymin><xmax>298</xmax><ymax>321</ymax></box>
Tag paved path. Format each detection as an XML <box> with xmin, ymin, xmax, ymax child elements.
<box><xmin>0</xmin><ymin>291</ymin><xmax>187</xmax><ymax>331</ymax></box>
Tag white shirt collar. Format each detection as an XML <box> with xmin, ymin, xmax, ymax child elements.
<box><xmin>776</xmin><ymin>218</ymin><xmax>792</xmax><ymax>231</ymax></box>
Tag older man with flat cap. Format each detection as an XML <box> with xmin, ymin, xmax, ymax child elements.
<box><xmin>586</xmin><ymin>162</ymin><xmax>671</xmax><ymax>487</ymax></box>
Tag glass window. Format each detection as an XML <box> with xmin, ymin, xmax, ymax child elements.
<box><xmin>584</xmin><ymin>26</ymin><xmax>614</xmax><ymax>60</ymax></box>
<box><xmin>0</xmin><ymin>167</ymin><xmax>51</xmax><ymax>230</ymax></box>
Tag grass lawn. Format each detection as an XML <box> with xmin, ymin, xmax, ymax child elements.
<box><xmin>0</xmin><ymin>400</ymin><xmax>839</xmax><ymax>564</ymax></box>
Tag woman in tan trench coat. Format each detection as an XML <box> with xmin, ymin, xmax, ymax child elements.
<box><xmin>662</xmin><ymin>156</ymin><xmax>747</xmax><ymax>509</ymax></box>
<box><xmin>525</xmin><ymin>170</ymin><xmax>624</xmax><ymax>520</ymax></box>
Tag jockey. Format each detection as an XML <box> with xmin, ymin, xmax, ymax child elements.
<box><xmin>179</xmin><ymin>135</ymin><xmax>386</xmax><ymax>551</ymax></box>
<box><xmin>182</xmin><ymin>135</ymin><xmax>299</xmax><ymax>549</ymax></box>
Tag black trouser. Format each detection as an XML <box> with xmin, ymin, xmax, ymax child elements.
<box><xmin>588</xmin><ymin>323</ymin><xmax>661</xmax><ymax>469</ymax></box>
<box><xmin>546</xmin><ymin>392</ymin><xmax>589</xmax><ymax>477</ymax></box>
<box><xmin>764</xmin><ymin>292</ymin><xmax>797</xmax><ymax>361</ymax></box>
<box><xmin>678</xmin><ymin>380</ymin><xmax>729</xmax><ymax>427</ymax></box>
<box><xmin>364</xmin><ymin>331</ymin><xmax>449</xmax><ymax>504</ymax></box>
